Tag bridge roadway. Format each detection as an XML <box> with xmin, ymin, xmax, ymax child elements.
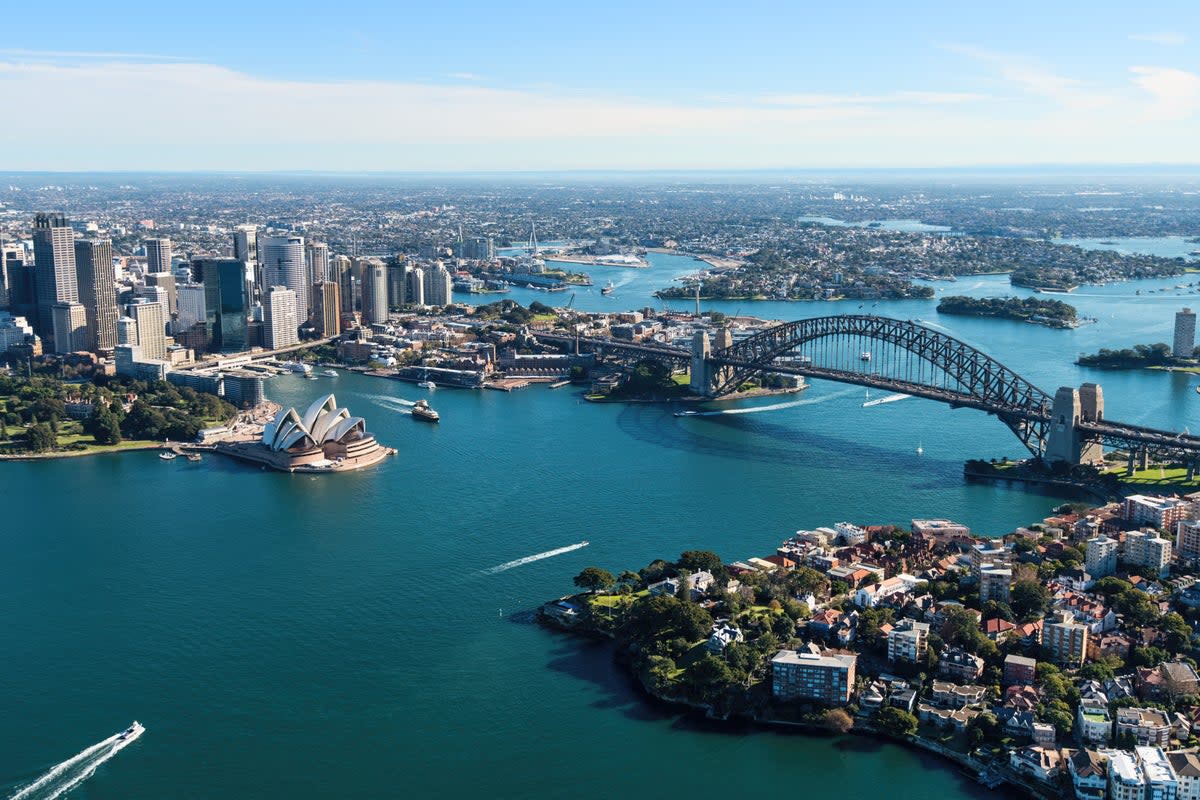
<box><xmin>538</xmin><ymin>331</ymin><xmax>1200</xmax><ymax>463</ymax></box>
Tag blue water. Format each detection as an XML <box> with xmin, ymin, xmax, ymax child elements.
<box><xmin>3</xmin><ymin>247</ymin><xmax>1198</xmax><ymax>799</ymax></box>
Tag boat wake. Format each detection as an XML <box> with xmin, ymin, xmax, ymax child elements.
<box><xmin>9</xmin><ymin>725</ymin><xmax>144</xmax><ymax>800</ymax></box>
<box><xmin>685</xmin><ymin>386</ymin><xmax>859</xmax><ymax>417</ymax></box>
<box><xmin>483</xmin><ymin>541</ymin><xmax>590</xmax><ymax>575</ymax></box>
<box><xmin>369</xmin><ymin>395</ymin><xmax>416</xmax><ymax>411</ymax></box>
<box><xmin>862</xmin><ymin>393</ymin><xmax>911</xmax><ymax>408</ymax></box>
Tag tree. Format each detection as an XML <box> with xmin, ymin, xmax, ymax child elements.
<box><xmin>573</xmin><ymin>567</ymin><xmax>616</xmax><ymax>593</ymax></box>
<box><xmin>1117</xmin><ymin>590</ymin><xmax>1160</xmax><ymax>628</ymax></box>
<box><xmin>1010</xmin><ymin>580</ymin><xmax>1050</xmax><ymax>620</ymax></box>
<box><xmin>22</xmin><ymin>422</ymin><xmax>56</xmax><ymax>453</ymax></box>
<box><xmin>877</xmin><ymin>707</ymin><xmax>918</xmax><ymax>737</ymax></box>
<box><xmin>1080</xmin><ymin>661</ymin><xmax>1116</xmax><ymax>682</ymax></box>
<box><xmin>678</xmin><ymin>550</ymin><xmax>723</xmax><ymax>574</ymax></box>
<box><xmin>89</xmin><ymin>407</ymin><xmax>122</xmax><ymax>445</ymax></box>
<box><xmin>825</xmin><ymin>708</ymin><xmax>854</xmax><ymax>735</ymax></box>
<box><xmin>684</xmin><ymin>655</ymin><xmax>733</xmax><ymax>700</ymax></box>
<box><xmin>982</xmin><ymin>600</ymin><xmax>1015</xmax><ymax>622</ymax></box>
<box><xmin>617</xmin><ymin>570</ymin><xmax>642</xmax><ymax>588</ymax></box>
<box><xmin>967</xmin><ymin>710</ymin><xmax>999</xmax><ymax>745</ymax></box>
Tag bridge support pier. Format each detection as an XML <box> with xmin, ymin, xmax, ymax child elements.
<box><xmin>1045</xmin><ymin>385</ymin><xmax>1105</xmax><ymax>465</ymax></box>
<box><xmin>1189</xmin><ymin>462</ymin><xmax>1196</xmax><ymax>481</ymax></box>
<box><xmin>689</xmin><ymin>330</ymin><xmax>715</xmax><ymax>397</ymax></box>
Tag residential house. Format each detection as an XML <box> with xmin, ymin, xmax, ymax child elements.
<box><xmin>1032</xmin><ymin>722</ymin><xmax>1057</xmax><ymax>747</ymax></box>
<box><xmin>1116</xmin><ymin>707</ymin><xmax>1173</xmax><ymax>747</ymax></box>
<box><xmin>1004</xmin><ymin>685</ymin><xmax>1041</xmax><ymax>713</ymax></box>
<box><xmin>648</xmin><ymin>570</ymin><xmax>715</xmax><ymax>600</ymax></box>
<box><xmin>930</xmin><ymin>681</ymin><xmax>986</xmax><ymax>708</ymax></box>
<box><xmin>1009</xmin><ymin>745</ymin><xmax>1067</xmax><ymax>782</ymax></box>
<box><xmin>995</xmin><ymin>707</ymin><xmax>1037</xmax><ymax>739</ymax></box>
<box><xmin>1137</xmin><ymin>661</ymin><xmax>1200</xmax><ymax>703</ymax></box>
<box><xmin>1076</xmin><ymin>702</ymin><xmax>1113</xmax><ymax>746</ymax></box>
<box><xmin>706</xmin><ymin>621</ymin><xmax>744</xmax><ymax>653</ymax></box>
<box><xmin>1136</xmin><ymin>745</ymin><xmax>1180</xmax><ymax>800</ymax></box>
<box><xmin>1107</xmin><ymin>750</ymin><xmax>1146</xmax><ymax>800</ymax></box>
<box><xmin>1088</xmin><ymin>632</ymin><xmax>1133</xmax><ymax>662</ymax></box>
<box><xmin>938</xmin><ymin>647</ymin><xmax>985</xmax><ymax>683</ymax></box>
<box><xmin>983</xmin><ymin>617</ymin><xmax>1017</xmax><ymax>642</ymax></box>
<box><xmin>917</xmin><ymin>703</ymin><xmax>978</xmax><ymax>733</ymax></box>
<box><xmin>1167</xmin><ymin>751</ymin><xmax>1200</xmax><ymax>800</ymax></box>
<box><xmin>1068</xmin><ymin>748</ymin><xmax>1108</xmax><ymax>800</ymax></box>
<box><xmin>1004</xmin><ymin>654</ymin><xmax>1038</xmax><ymax>687</ymax></box>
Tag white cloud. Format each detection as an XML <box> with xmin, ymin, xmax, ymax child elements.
<box><xmin>1130</xmin><ymin>65</ymin><xmax>1200</xmax><ymax>119</ymax></box>
<box><xmin>942</xmin><ymin>44</ymin><xmax>1113</xmax><ymax>111</ymax></box>
<box><xmin>1130</xmin><ymin>33</ymin><xmax>1187</xmax><ymax>46</ymax></box>
<box><xmin>0</xmin><ymin>48</ymin><xmax>193</xmax><ymax>61</ymax></box>
<box><xmin>0</xmin><ymin>57</ymin><xmax>1197</xmax><ymax>170</ymax></box>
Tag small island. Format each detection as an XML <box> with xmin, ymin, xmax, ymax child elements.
<box><xmin>937</xmin><ymin>295</ymin><xmax>1080</xmax><ymax>328</ymax></box>
<box><xmin>1077</xmin><ymin>343</ymin><xmax>1199</xmax><ymax>371</ymax></box>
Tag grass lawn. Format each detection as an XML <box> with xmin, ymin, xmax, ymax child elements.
<box><xmin>672</xmin><ymin>373</ymin><xmax>691</xmax><ymax>386</ymax></box>
<box><xmin>1104</xmin><ymin>465</ymin><xmax>1200</xmax><ymax>489</ymax></box>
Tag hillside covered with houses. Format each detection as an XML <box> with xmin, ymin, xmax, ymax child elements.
<box><xmin>543</xmin><ymin>493</ymin><xmax>1200</xmax><ymax>800</ymax></box>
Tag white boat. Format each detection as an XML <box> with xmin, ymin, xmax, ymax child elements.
<box><xmin>322</xmin><ymin>370</ymin><xmax>339</xmax><ymax>377</ymax></box>
<box><xmin>860</xmin><ymin>351</ymin><xmax>872</xmax><ymax>361</ymax></box>
<box><xmin>674</xmin><ymin>410</ymin><xmax>699</xmax><ymax>417</ymax></box>
<box><xmin>418</xmin><ymin>380</ymin><xmax>436</xmax><ymax>390</ymax></box>
<box><xmin>286</xmin><ymin>362</ymin><xmax>312</xmax><ymax>374</ymax></box>
<box><xmin>117</xmin><ymin>721</ymin><xmax>144</xmax><ymax>741</ymax></box>
<box><xmin>159</xmin><ymin>452</ymin><xmax>177</xmax><ymax>461</ymax></box>
<box><xmin>411</xmin><ymin>399</ymin><xmax>440</xmax><ymax>422</ymax></box>
<box><xmin>916</xmin><ymin>440</ymin><xmax>924</xmax><ymax>455</ymax></box>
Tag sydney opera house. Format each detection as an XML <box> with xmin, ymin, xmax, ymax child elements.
<box><xmin>219</xmin><ymin>394</ymin><xmax>393</xmax><ymax>472</ymax></box>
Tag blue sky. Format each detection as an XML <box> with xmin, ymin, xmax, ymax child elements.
<box><xmin>1</xmin><ymin>1</ymin><xmax>1198</xmax><ymax>170</ymax></box>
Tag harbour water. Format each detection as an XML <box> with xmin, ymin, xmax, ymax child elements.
<box><xmin>3</xmin><ymin>247</ymin><xmax>1200</xmax><ymax>798</ymax></box>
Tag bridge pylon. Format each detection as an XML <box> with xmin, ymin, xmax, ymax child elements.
<box><xmin>689</xmin><ymin>330</ymin><xmax>715</xmax><ymax>397</ymax></box>
<box><xmin>1045</xmin><ymin>384</ymin><xmax>1106</xmax><ymax>465</ymax></box>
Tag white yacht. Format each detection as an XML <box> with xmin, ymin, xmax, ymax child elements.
<box><xmin>117</xmin><ymin>721</ymin><xmax>144</xmax><ymax>741</ymax></box>
<box><xmin>322</xmin><ymin>369</ymin><xmax>339</xmax><ymax>378</ymax></box>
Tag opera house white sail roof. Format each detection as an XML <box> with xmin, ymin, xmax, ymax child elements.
<box><xmin>262</xmin><ymin>395</ymin><xmax>367</xmax><ymax>452</ymax></box>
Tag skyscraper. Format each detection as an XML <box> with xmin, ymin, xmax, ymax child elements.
<box><xmin>144</xmin><ymin>237</ymin><xmax>172</xmax><ymax>275</ymax></box>
<box><xmin>387</xmin><ymin>260</ymin><xmax>408</xmax><ymax>307</ymax></box>
<box><xmin>1174</xmin><ymin>308</ymin><xmax>1196</xmax><ymax>358</ymax></box>
<box><xmin>32</xmin><ymin>212</ymin><xmax>77</xmax><ymax>343</ymax></box>
<box><xmin>361</xmin><ymin>258</ymin><xmax>388</xmax><ymax>325</ymax></box>
<box><xmin>176</xmin><ymin>283</ymin><xmax>207</xmax><ymax>330</ymax></box>
<box><xmin>51</xmin><ymin>302</ymin><xmax>88</xmax><ymax>354</ymax></box>
<box><xmin>264</xmin><ymin>286</ymin><xmax>298</xmax><ymax>349</ymax></box>
<box><xmin>314</xmin><ymin>281</ymin><xmax>341</xmax><ymax>337</ymax></box>
<box><xmin>260</xmin><ymin>235</ymin><xmax>308</xmax><ymax>322</ymax></box>
<box><xmin>407</xmin><ymin>267</ymin><xmax>425</xmax><ymax>306</ymax></box>
<box><xmin>198</xmin><ymin>258</ymin><xmax>248</xmax><ymax>354</ymax></box>
<box><xmin>129</xmin><ymin>300</ymin><xmax>167</xmax><ymax>361</ymax></box>
<box><xmin>424</xmin><ymin>261</ymin><xmax>453</xmax><ymax>306</ymax></box>
<box><xmin>306</xmin><ymin>241</ymin><xmax>330</xmax><ymax>284</ymax></box>
<box><xmin>145</xmin><ymin>271</ymin><xmax>178</xmax><ymax>314</ymax></box>
<box><xmin>74</xmin><ymin>239</ymin><xmax>118</xmax><ymax>353</ymax></box>
<box><xmin>233</xmin><ymin>224</ymin><xmax>259</xmax><ymax>302</ymax></box>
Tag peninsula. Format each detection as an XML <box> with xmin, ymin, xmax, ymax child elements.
<box><xmin>543</xmin><ymin>499</ymin><xmax>1200</xmax><ymax>800</ymax></box>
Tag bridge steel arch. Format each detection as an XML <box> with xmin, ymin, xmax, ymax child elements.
<box><xmin>706</xmin><ymin>315</ymin><xmax>1054</xmax><ymax>454</ymax></box>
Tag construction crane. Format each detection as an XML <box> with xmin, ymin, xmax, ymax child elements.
<box><xmin>564</xmin><ymin>292</ymin><xmax>575</xmax><ymax>309</ymax></box>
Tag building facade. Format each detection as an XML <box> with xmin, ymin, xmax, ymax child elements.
<box><xmin>1176</xmin><ymin>308</ymin><xmax>1197</xmax><ymax>358</ymax></box>
<box><xmin>199</xmin><ymin>258</ymin><xmax>248</xmax><ymax>354</ymax></box>
<box><xmin>32</xmin><ymin>212</ymin><xmax>78</xmax><ymax>344</ymax></box>
<box><xmin>771</xmin><ymin>650</ymin><xmax>856</xmax><ymax>704</ymax></box>
<box><xmin>1044</xmin><ymin>612</ymin><xmax>1089</xmax><ymax>668</ymax></box>
<box><xmin>1086</xmin><ymin>535</ymin><xmax>1120</xmax><ymax>578</ymax></box>
<box><xmin>260</xmin><ymin>235</ymin><xmax>308</xmax><ymax>321</ymax></box>
<box><xmin>887</xmin><ymin>618</ymin><xmax>930</xmax><ymax>664</ymax></box>
<box><xmin>73</xmin><ymin>238</ymin><xmax>117</xmax><ymax>353</ymax></box>
<box><xmin>265</xmin><ymin>286</ymin><xmax>298</xmax><ymax>350</ymax></box>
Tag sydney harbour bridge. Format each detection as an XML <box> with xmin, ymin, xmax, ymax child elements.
<box><xmin>537</xmin><ymin>315</ymin><xmax>1200</xmax><ymax>473</ymax></box>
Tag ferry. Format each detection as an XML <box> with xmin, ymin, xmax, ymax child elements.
<box><xmin>117</xmin><ymin>721</ymin><xmax>144</xmax><ymax>741</ymax></box>
<box><xmin>285</xmin><ymin>362</ymin><xmax>312</xmax><ymax>375</ymax></box>
<box><xmin>410</xmin><ymin>399</ymin><xmax>440</xmax><ymax>422</ymax></box>
<box><xmin>601</xmin><ymin>281</ymin><xmax>615</xmax><ymax>296</ymax></box>
<box><xmin>159</xmin><ymin>452</ymin><xmax>177</xmax><ymax>461</ymax></box>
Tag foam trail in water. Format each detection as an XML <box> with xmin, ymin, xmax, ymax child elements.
<box><xmin>40</xmin><ymin>728</ymin><xmax>143</xmax><ymax>800</ymax></box>
<box><xmin>862</xmin><ymin>393</ymin><xmax>911</xmax><ymax>408</ymax></box>
<box><xmin>7</xmin><ymin>734</ymin><xmax>129</xmax><ymax>800</ymax></box>
<box><xmin>687</xmin><ymin>386</ymin><xmax>859</xmax><ymax>417</ymax></box>
<box><xmin>484</xmin><ymin>542</ymin><xmax>590</xmax><ymax>575</ymax></box>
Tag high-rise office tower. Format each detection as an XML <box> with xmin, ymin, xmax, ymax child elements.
<box><xmin>314</xmin><ymin>281</ymin><xmax>341</xmax><ymax>337</ymax></box>
<box><xmin>144</xmin><ymin>237</ymin><xmax>172</xmax><ymax>275</ymax></box>
<box><xmin>264</xmin><ymin>286</ymin><xmax>298</xmax><ymax>349</ymax></box>
<box><xmin>129</xmin><ymin>300</ymin><xmax>167</xmax><ymax>361</ymax></box>
<box><xmin>136</xmin><ymin>284</ymin><xmax>170</xmax><ymax>321</ymax></box>
<box><xmin>176</xmin><ymin>283</ymin><xmax>207</xmax><ymax>330</ymax></box>
<box><xmin>116</xmin><ymin>316</ymin><xmax>138</xmax><ymax>346</ymax></box>
<box><xmin>32</xmin><ymin>212</ymin><xmax>77</xmax><ymax>343</ymax></box>
<box><xmin>424</xmin><ymin>261</ymin><xmax>453</xmax><ymax>306</ymax></box>
<box><xmin>260</xmin><ymin>235</ymin><xmax>308</xmax><ymax>322</ymax></box>
<box><xmin>387</xmin><ymin>260</ymin><xmax>408</xmax><ymax>307</ymax></box>
<box><xmin>74</xmin><ymin>239</ymin><xmax>118</xmax><ymax>353</ymax></box>
<box><xmin>1174</xmin><ymin>308</ymin><xmax>1196</xmax><ymax>358</ymax></box>
<box><xmin>51</xmin><ymin>302</ymin><xmax>88</xmax><ymax>353</ymax></box>
<box><xmin>332</xmin><ymin>255</ymin><xmax>355</xmax><ymax>312</ymax></box>
<box><xmin>145</xmin><ymin>271</ymin><xmax>177</xmax><ymax>314</ymax></box>
<box><xmin>306</xmin><ymin>241</ymin><xmax>330</xmax><ymax>284</ymax></box>
<box><xmin>406</xmin><ymin>267</ymin><xmax>425</xmax><ymax>306</ymax></box>
<box><xmin>361</xmin><ymin>258</ymin><xmax>388</xmax><ymax>325</ymax></box>
<box><xmin>197</xmin><ymin>258</ymin><xmax>248</xmax><ymax>354</ymax></box>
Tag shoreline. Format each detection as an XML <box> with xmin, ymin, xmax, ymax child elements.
<box><xmin>538</xmin><ymin>608</ymin><xmax>1044</xmax><ymax>800</ymax></box>
<box><xmin>0</xmin><ymin>440</ymin><xmax>168</xmax><ymax>462</ymax></box>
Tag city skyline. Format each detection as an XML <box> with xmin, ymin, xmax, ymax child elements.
<box><xmin>1</xmin><ymin>1</ymin><xmax>1198</xmax><ymax>171</ymax></box>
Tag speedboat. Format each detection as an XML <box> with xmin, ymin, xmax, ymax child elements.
<box><xmin>860</xmin><ymin>351</ymin><xmax>872</xmax><ymax>362</ymax></box>
<box><xmin>418</xmin><ymin>380</ymin><xmax>436</xmax><ymax>390</ymax></box>
<box><xmin>117</xmin><ymin>721</ymin><xmax>144</xmax><ymax>741</ymax></box>
<box><xmin>322</xmin><ymin>370</ymin><xmax>339</xmax><ymax>377</ymax></box>
<box><xmin>186</xmin><ymin>453</ymin><xmax>202</xmax><ymax>462</ymax></box>
<box><xmin>159</xmin><ymin>452</ymin><xmax>177</xmax><ymax>461</ymax></box>
<box><xmin>411</xmin><ymin>399</ymin><xmax>440</xmax><ymax>422</ymax></box>
<box><xmin>674</xmin><ymin>410</ymin><xmax>699</xmax><ymax>417</ymax></box>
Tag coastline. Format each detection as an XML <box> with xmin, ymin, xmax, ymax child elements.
<box><xmin>0</xmin><ymin>440</ymin><xmax>167</xmax><ymax>462</ymax></box>
<box><xmin>538</xmin><ymin>606</ymin><xmax>1046</xmax><ymax>800</ymax></box>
